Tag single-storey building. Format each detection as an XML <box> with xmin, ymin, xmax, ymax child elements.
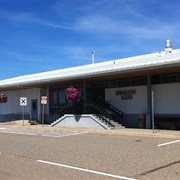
<box><xmin>0</xmin><ymin>41</ymin><xmax>180</xmax><ymax>130</ymax></box>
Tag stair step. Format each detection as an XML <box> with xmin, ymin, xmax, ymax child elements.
<box><xmin>111</xmin><ymin>126</ymin><xmax>125</xmax><ymax>129</ymax></box>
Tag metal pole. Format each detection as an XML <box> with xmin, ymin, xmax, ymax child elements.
<box><xmin>22</xmin><ymin>106</ymin><xmax>24</xmax><ymax>126</ymax></box>
<box><xmin>42</xmin><ymin>104</ymin><xmax>44</xmax><ymax>127</ymax></box>
<box><xmin>152</xmin><ymin>91</ymin><xmax>154</xmax><ymax>133</ymax></box>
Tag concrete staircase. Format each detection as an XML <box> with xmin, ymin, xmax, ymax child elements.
<box><xmin>51</xmin><ymin>114</ymin><xmax>124</xmax><ymax>130</ymax></box>
<box><xmin>109</xmin><ymin>120</ymin><xmax>125</xmax><ymax>129</ymax></box>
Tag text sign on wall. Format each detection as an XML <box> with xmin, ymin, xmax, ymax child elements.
<box><xmin>41</xmin><ymin>96</ymin><xmax>47</xmax><ymax>104</ymax></box>
<box><xmin>20</xmin><ymin>97</ymin><xmax>27</xmax><ymax>106</ymax></box>
<box><xmin>116</xmin><ymin>89</ymin><xmax>136</xmax><ymax>100</ymax></box>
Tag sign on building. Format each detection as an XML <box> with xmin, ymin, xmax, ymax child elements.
<box><xmin>20</xmin><ymin>97</ymin><xmax>27</xmax><ymax>106</ymax></box>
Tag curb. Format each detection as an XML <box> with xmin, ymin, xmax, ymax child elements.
<box><xmin>0</xmin><ymin>122</ymin><xmax>180</xmax><ymax>139</ymax></box>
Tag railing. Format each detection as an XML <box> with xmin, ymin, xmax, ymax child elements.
<box><xmin>50</xmin><ymin>99</ymin><xmax>124</xmax><ymax>127</ymax></box>
<box><xmin>85</xmin><ymin>99</ymin><xmax>113</xmax><ymax>126</ymax></box>
<box><xmin>103</xmin><ymin>101</ymin><xmax>124</xmax><ymax>124</ymax></box>
<box><xmin>50</xmin><ymin>99</ymin><xmax>113</xmax><ymax>126</ymax></box>
<box><xmin>105</xmin><ymin>101</ymin><xmax>124</xmax><ymax>116</ymax></box>
<box><xmin>58</xmin><ymin>100</ymin><xmax>83</xmax><ymax>116</ymax></box>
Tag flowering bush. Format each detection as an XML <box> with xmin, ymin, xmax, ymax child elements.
<box><xmin>0</xmin><ymin>94</ymin><xmax>8</xmax><ymax>103</ymax></box>
<box><xmin>65</xmin><ymin>86</ymin><xmax>78</xmax><ymax>100</ymax></box>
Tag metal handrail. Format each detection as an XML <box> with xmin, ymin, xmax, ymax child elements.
<box><xmin>85</xmin><ymin>99</ymin><xmax>113</xmax><ymax>125</ymax></box>
<box><xmin>105</xmin><ymin>101</ymin><xmax>124</xmax><ymax>116</ymax></box>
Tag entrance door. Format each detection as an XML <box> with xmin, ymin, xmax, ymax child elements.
<box><xmin>87</xmin><ymin>87</ymin><xmax>105</xmax><ymax>105</ymax></box>
<box><xmin>31</xmin><ymin>99</ymin><xmax>38</xmax><ymax>120</ymax></box>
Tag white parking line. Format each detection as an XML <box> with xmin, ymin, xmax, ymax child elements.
<box><xmin>41</xmin><ymin>135</ymin><xmax>63</xmax><ymax>138</ymax></box>
<box><xmin>157</xmin><ymin>140</ymin><xmax>180</xmax><ymax>147</ymax></box>
<box><xmin>41</xmin><ymin>132</ymin><xmax>87</xmax><ymax>138</ymax></box>
<box><xmin>37</xmin><ymin>160</ymin><xmax>137</xmax><ymax>180</ymax></box>
<box><xmin>0</xmin><ymin>128</ymin><xmax>6</xmax><ymax>130</ymax></box>
<box><xmin>0</xmin><ymin>131</ymin><xmax>36</xmax><ymax>136</ymax></box>
<box><xmin>0</xmin><ymin>130</ymin><xmax>87</xmax><ymax>138</ymax></box>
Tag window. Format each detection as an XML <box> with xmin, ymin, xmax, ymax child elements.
<box><xmin>131</xmin><ymin>77</ymin><xmax>146</xmax><ymax>86</ymax></box>
<box><xmin>49</xmin><ymin>87</ymin><xmax>58</xmax><ymax>107</ymax></box>
<box><xmin>118</xmin><ymin>79</ymin><xmax>131</xmax><ymax>87</ymax></box>
<box><xmin>151</xmin><ymin>75</ymin><xmax>160</xmax><ymax>84</ymax></box>
<box><xmin>152</xmin><ymin>73</ymin><xmax>180</xmax><ymax>84</ymax></box>
<box><xmin>161</xmin><ymin>73</ymin><xmax>177</xmax><ymax>83</ymax></box>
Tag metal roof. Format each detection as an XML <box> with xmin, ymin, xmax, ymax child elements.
<box><xmin>1</xmin><ymin>49</ymin><xmax>180</xmax><ymax>89</ymax></box>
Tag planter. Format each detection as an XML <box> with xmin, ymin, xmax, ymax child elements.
<box><xmin>65</xmin><ymin>86</ymin><xmax>78</xmax><ymax>101</ymax></box>
<box><xmin>0</xmin><ymin>94</ymin><xmax>8</xmax><ymax>103</ymax></box>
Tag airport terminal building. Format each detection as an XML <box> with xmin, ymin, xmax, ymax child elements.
<box><xmin>0</xmin><ymin>42</ymin><xmax>180</xmax><ymax>130</ymax></box>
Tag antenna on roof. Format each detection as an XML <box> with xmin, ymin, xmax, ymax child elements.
<box><xmin>91</xmin><ymin>51</ymin><xmax>95</xmax><ymax>64</ymax></box>
<box><xmin>164</xmin><ymin>40</ymin><xmax>172</xmax><ymax>53</ymax></box>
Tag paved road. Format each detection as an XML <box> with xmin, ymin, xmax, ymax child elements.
<box><xmin>0</xmin><ymin>128</ymin><xmax>179</xmax><ymax>180</ymax></box>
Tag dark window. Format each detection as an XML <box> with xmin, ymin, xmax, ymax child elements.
<box><xmin>118</xmin><ymin>79</ymin><xmax>131</xmax><ymax>87</ymax></box>
<box><xmin>131</xmin><ymin>77</ymin><xmax>146</xmax><ymax>86</ymax></box>
<box><xmin>161</xmin><ymin>73</ymin><xmax>177</xmax><ymax>83</ymax></box>
<box><xmin>106</xmin><ymin>80</ymin><xmax>118</xmax><ymax>88</ymax></box>
<box><xmin>49</xmin><ymin>87</ymin><xmax>58</xmax><ymax>107</ymax></box>
<box><xmin>32</xmin><ymin>102</ymin><xmax>36</xmax><ymax>110</ymax></box>
<box><xmin>152</xmin><ymin>73</ymin><xmax>180</xmax><ymax>84</ymax></box>
<box><xmin>152</xmin><ymin>75</ymin><xmax>160</xmax><ymax>84</ymax></box>
<box><xmin>178</xmin><ymin>73</ymin><xmax>180</xmax><ymax>82</ymax></box>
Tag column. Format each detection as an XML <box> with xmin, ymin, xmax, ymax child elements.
<box><xmin>146</xmin><ymin>75</ymin><xmax>152</xmax><ymax>129</ymax></box>
<box><xmin>83</xmin><ymin>82</ymin><xmax>87</xmax><ymax>113</ymax></box>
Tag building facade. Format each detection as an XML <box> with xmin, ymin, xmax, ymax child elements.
<box><xmin>0</xmin><ymin>47</ymin><xmax>180</xmax><ymax>130</ymax></box>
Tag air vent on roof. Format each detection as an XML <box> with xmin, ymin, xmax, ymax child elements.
<box><xmin>91</xmin><ymin>51</ymin><xmax>95</xmax><ymax>64</ymax></box>
<box><xmin>164</xmin><ymin>39</ymin><xmax>172</xmax><ymax>53</ymax></box>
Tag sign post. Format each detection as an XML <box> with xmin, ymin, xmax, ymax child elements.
<box><xmin>20</xmin><ymin>97</ymin><xmax>27</xmax><ymax>126</ymax></box>
<box><xmin>41</xmin><ymin>96</ymin><xmax>47</xmax><ymax>127</ymax></box>
<box><xmin>152</xmin><ymin>91</ymin><xmax>155</xmax><ymax>133</ymax></box>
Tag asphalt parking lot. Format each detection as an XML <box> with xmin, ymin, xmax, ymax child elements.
<box><xmin>0</xmin><ymin>125</ymin><xmax>179</xmax><ymax>180</ymax></box>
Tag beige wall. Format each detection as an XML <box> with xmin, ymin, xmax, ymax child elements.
<box><xmin>0</xmin><ymin>88</ymin><xmax>40</xmax><ymax>114</ymax></box>
<box><xmin>105</xmin><ymin>86</ymin><xmax>147</xmax><ymax>114</ymax></box>
<box><xmin>152</xmin><ymin>83</ymin><xmax>180</xmax><ymax>114</ymax></box>
<box><xmin>105</xmin><ymin>82</ymin><xmax>180</xmax><ymax>115</ymax></box>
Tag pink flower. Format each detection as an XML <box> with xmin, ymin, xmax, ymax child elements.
<box><xmin>65</xmin><ymin>86</ymin><xmax>78</xmax><ymax>100</ymax></box>
<box><xmin>0</xmin><ymin>94</ymin><xmax>8</xmax><ymax>103</ymax></box>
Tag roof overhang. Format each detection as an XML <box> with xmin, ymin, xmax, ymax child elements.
<box><xmin>1</xmin><ymin>50</ymin><xmax>180</xmax><ymax>91</ymax></box>
<box><xmin>1</xmin><ymin>63</ymin><xmax>180</xmax><ymax>92</ymax></box>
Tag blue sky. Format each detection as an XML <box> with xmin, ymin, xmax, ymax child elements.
<box><xmin>0</xmin><ymin>0</ymin><xmax>180</xmax><ymax>80</ymax></box>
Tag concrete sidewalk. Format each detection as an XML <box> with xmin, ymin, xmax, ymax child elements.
<box><xmin>0</xmin><ymin>120</ymin><xmax>180</xmax><ymax>139</ymax></box>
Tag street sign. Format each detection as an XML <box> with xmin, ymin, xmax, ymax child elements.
<box><xmin>41</xmin><ymin>96</ymin><xmax>47</xmax><ymax>104</ymax></box>
<box><xmin>20</xmin><ymin>97</ymin><xmax>27</xmax><ymax>106</ymax></box>
<box><xmin>41</xmin><ymin>96</ymin><xmax>47</xmax><ymax>127</ymax></box>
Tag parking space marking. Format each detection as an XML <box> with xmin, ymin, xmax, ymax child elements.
<box><xmin>0</xmin><ymin>128</ymin><xmax>6</xmax><ymax>130</ymax></box>
<box><xmin>157</xmin><ymin>140</ymin><xmax>180</xmax><ymax>147</ymax></box>
<box><xmin>37</xmin><ymin>160</ymin><xmax>137</xmax><ymax>180</ymax></box>
<box><xmin>0</xmin><ymin>129</ymin><xmax>87</xmax><ymax>138</ymax></box>
<box><xmin>0</xmin><ymin>131</ymin><xmax>36</xmax><ymax>136</ymax></box>
<box><xmin>55</xmin><ymin>132</ymin><xmax>88</xmax><ymax>137</ymax></box>
<box><xmin>41</xmin><ymin>132</ymin><xmax>87</xmax><ymax>138</ymax></box>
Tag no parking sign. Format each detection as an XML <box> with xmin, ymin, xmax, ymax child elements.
<box><xmin>20</xmin><ymin>97</ymin><xmax>27</xmax><ymax>126</ymax></box>
<box><xmin>41</xmin><ymin>96</ymin><xmax>47</xmax><ymax>104</ymax></box>
<box><xmin>20</xmin><ymin>97</ymin><xmax>27</xmax><ymax>106</ymax></box>
<box><xmin>41</xmin><ymin>96</ymin><xmax>47</xmax><ymax>127</ymax></box>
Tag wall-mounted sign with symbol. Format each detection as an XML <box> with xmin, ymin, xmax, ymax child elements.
<box><xmin>20</xmin><ymin>97</ymin><xmax>27</xmax><ymax>106</ymax></box>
